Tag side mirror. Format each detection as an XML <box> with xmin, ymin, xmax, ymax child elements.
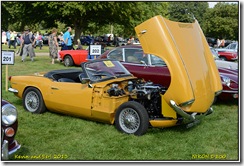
<box><xmin>140</xmin><ymin>60</ymin><xmax>148</xmax><ymax>67</ymax></box>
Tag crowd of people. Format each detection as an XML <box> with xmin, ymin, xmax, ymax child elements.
<box><xmin>2</xmin><ymin>26</ymin><xmax>71</xmax><ymax>64</ymax></box>
<box><xmin>2</xmin><ymin>26</ymin><xmax>140</xmax><ymax>64</ymax></box>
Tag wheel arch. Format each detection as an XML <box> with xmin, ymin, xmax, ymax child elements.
<box><xmin>22</xmin><ymin>86</ymin><xmax>46</xmax><ymax>105</ymax></box>
<box><xmin>63</xmin><ymin>54</ymin><xmax>73</xmax><ymax>60</ymax></box>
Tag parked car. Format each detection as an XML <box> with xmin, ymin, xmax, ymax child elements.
<box><xmin>80</xmin><ymin>35</ymin><xmax>94</xmax><ymax>45</ymax></box>
<box><xmin>59</xmin><ymin>49</ymin><xmax>89</xmax><ymax>67</ymax></box>
<box><xmin>99</xmin><ymin>45</ymin><xmax>238</xmax><ymax>101</ymax></box>
<box><xmin>8</xmin><ymin>16</ymin><xmax>222</xmax><ymax>135</ymax></box>
<box><xmin>2</xmin><ymin>100</ymin><xmax>21</xmax><ymax>160</ymax></box>
<box><xmin>215</xmin><ymin>42</ymin><xmax>238</xmax><ymax>61</ymax></box>
<box><xmin>206</xmin><ymin>37</ymin><xmax>217</xmax><ymax>47</ymax></box>
<box><xmin>42</xmin><ymin>33</ymin><xmax>50</xmax><ymax>45</ymax></box>
<box><xmin>216</xmin><ymin>50</ymin><xmax>238</xmax><ymax>61</ymax></box>
<box><xmin>210</xmin><ymin>47</ymin><xmax>238</xmax><ymax>70</ymax></box>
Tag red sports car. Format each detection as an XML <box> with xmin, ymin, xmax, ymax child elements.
<box><xmin>99</xmin><ymin>45</ymin><xmax>238</xmax><ymax>101</ymax></box>
<box><xmin>59</xmin><ymin>49</ymin><xmax>89</xmax><ymax>67</ymax></box>
<box><xmin>216</xmin><ymin>51</ymin><xmax>238</xmax><ymax>61</ymax></box>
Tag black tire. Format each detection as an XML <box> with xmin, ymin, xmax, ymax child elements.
<box><xmin>23</xmin><ymin>87</ymin><xmax>46</xmax><ymax>114</ymax></box>
<box><xmin>115</xmin><ymin>101</ymin><xmax>149</xmax><ymax>136</ymax></box>
<box><xmin>64</xmin><ymin>55</ymin><xmax>74</xmax><ymax>67</ymax></box>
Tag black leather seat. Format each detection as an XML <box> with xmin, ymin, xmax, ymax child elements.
<box><xmin>57</xmin><ymin>78</ymin><xmax>75</xmax><ymax>82</ymax></box>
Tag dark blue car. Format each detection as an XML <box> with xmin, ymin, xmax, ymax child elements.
<box><xmin>80</xmin><ymin>35</ymin><xmax>94</xmax><ymax>45</ymax></box>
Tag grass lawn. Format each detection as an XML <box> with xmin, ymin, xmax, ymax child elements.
<box><xmin>1</xmin><ymin>44</ymin><xmax>240</xmax><ymax>161</ymax></box>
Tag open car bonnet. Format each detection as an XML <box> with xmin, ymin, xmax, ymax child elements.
<box><xmin>135</xmin><ymin>16</ymin><xmax>222</xmax><ymax>112</ymax></box>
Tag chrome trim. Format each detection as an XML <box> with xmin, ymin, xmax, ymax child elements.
<box><xmin>170</xmin><ymin>100</ymin><xmax>213</xmax><ymax>122</ymax></box>
<box><xmin>140</xmin><ymin>30</ymin><xmax>147</xmax><ymax>34</ymax></box>
<box><xmin>221</xmin><ymin>90</ymin><xmax>238</xmax><ymax>93</ymax></box>
<box><xmin>170</xmin><ymin>100</ymin><xmax>195</xmax><ymax>121</ymax></box>
<box><xmin>8</xmin><ymin>88</ymin><xmax>18</xmax><ymax>93</ymax></box>
<box><xmin>2</xmin><ymin>140</ymin><xmax>9</xmax><ymax>160</ymax></box>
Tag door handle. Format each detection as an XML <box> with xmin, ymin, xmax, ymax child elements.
<box><xmin>51</xmin><ymin>86</ymin><xmax>59</xmax><ymax>90</ymax></box>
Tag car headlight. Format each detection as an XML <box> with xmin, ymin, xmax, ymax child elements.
<box><xmin>2</xmin><ymin>104</ymin><xmax>17</xmax><ymax>126</ymax></box>
<box><xmin>221</xmin><ymin>75</ymin><xmax>231</xmax><ymax>87</ymax></box>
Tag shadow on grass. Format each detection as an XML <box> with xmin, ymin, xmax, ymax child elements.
<box><xmin>214</xmin><ymin>98</ymin><xmax>238</xmax><ymax>105</ymax></box>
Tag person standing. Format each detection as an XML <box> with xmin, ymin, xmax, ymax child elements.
<box><xmin>48</xmin><ymin>28</ymin><xmax>59</xmax><ymax>64</ymax></box>
<box><xmin>62</xmin><ymin>26</ymin><xmax>73</xmax><ymax>50</ymax></box>
<box><xmin>76</xmin><ymin>39</ymin><xmax>83</xmax><ymax>50</ymax></box>
<box><xmin>217</xmin><ymin>38</ymin><xmax>221</xmax><ymax>48</ymax></box>
<box><xmin>36</xmin><ymin>32</ymin><xmax>43</xmax><ymax>49</ymax></box>
<box><xmin>2</xmin><ymin>31</ymin><xmax>7</xmax><ymax>45</ymax></box>
<box><xmin>220</xmin><ymin>38</ymin><xmax>225</xmax><ymax>48</ymax></box>
<box><xmin>9</xmin><ymin>31</ymin><xmax>16</xmax><ymax>49</ymax></box>
<box><xmin>21</xmin><ymin>26</ymin><xmax>36</xmax><ymax>62</ymax></box>
<box><xmin>6</xmin><ymin>30</ymin><xmax>11</xmax><ymax>47</ymax></box>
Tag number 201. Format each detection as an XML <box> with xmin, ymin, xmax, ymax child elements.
<box><xmin>3</xmin><ymin>57</ymin><xmax>11</xmax><ymax>61</ymax></box>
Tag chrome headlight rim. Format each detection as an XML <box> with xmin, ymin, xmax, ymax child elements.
<box><xmin>221</xmin><ymin>75</ymin><xmax>231</xmax><ymax>87</ymax></box>
<box><xmin>2</xmin><ymin>103</ymin><xmax>17</xmax><ymax>126</ymax></box>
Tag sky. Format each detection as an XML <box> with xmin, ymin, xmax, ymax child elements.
<box><xmin>208</xmin><ymin>1</ymin><xmax>239</xmax><ymax>8</ymax></box>
<box><xmin>208</xmin><ymin>2</ymin><xmax>218</xmax><ymax>8</ymax></box>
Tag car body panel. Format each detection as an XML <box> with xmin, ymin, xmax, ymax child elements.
<box><xmin>59</xmin><ymin>49</ymin><xmax>88</xmax><ymax>66</ymax></box>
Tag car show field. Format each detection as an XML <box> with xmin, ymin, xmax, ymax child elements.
<box><xmin>1</xmin><ymin>46</ymin><xmax>239</xmax><ymax>161</ymax></box>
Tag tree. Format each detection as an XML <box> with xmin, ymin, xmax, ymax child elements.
<box><xmin>1</xmin><ymin>2</ymin><xmax>168</xmax><ymax>41</ymax></box>
<box><xmin>168</xmin><ymin>2</ymin><xmax>208</xmax><ymax>24</ymax></box>
<box><xmin>202</xmin><ymin>2</ymin><xmax>238</xmax><ymax>40</ymax></box>
<box><xmin>1</xmin><ymin>2</ymin><xmax>52</xmax><ymax>31</ymax></box>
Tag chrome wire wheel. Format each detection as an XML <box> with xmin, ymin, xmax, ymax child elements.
<box><xmin>64</xmin><ymin>56</ymin><xmax>73</xmax><ymax>67</ymax></box>
<box><xmin>25</xmin><ymin>91</ymin><xmax>40</xmax><ymax>113</ymax></box>
<box><xmin>64</xmin><ymin>58</ymin><xmax>70</xmax><ymax>66</ymax></box>
<box><xmin>119</xmin><ymin>108</ymin><xmax>140</xmax><ymax>134</ymax></box>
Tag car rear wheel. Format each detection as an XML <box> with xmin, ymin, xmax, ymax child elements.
<box><xmin>64</xmin><ymin>55</ymin><xmax>74</xmax><ymax>67</ymax></box>
<box><xmin>23</xmin><ymin>87</ymin><xmax>46</xmax><ymax>114</ymax></box>
<box><xmin>115</xmin><ymin>101</ymin><xmax>149</xmax><ymax>136</ymax></box>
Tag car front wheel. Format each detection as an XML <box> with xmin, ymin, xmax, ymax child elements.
<box><xmin>115</xmin><ymin>101</ymin><xmax>149</xmax><ymax>136</ymax></box>
<box><xmin>23</xmin><ymin>87</ymin><xmax>46</xmax><ymax>114</ymax></box>
<box><xmin>64</xmin><ymin>55</ymin><xmax>74</xmax><ymax>67</ymax></box>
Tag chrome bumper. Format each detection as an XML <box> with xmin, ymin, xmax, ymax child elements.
<box><xmin>2</xmin><ymin>140</ymin><xmax>9</xmax><ymax>160</ymax></box>
<box><xmin>170</xmin><ymin>100</ymin><xmax>213</xmax><ymax>128</ymax></box>
<box><xmin>8</xmin><ymin>88</ymin><xmax>18</xmax><ymax>93</ymax></box>
<box><xmin>2</xmin><ymin>140</ymin><xmax>21</xmax><ymax>160</ymax></box>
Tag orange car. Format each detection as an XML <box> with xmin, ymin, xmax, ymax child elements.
<box><xmin>59</xmin><ymin>49</ymin><xmax>89</xmax><ymax>66</ymax></box>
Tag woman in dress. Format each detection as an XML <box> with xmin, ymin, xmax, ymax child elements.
<box><xmin>49</xmin><ymin>28</ymin><xmax>59</xmax><ymax>64</ymax></box>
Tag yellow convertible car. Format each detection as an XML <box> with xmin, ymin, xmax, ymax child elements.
<box><xmin>8</xmin><ymin>16</ymin><xmax>222</xmax><ymax>135</ymax></box>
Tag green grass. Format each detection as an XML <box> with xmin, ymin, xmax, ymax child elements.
<box><xmin>1</xmin><ymin>49</ymin><xmax>239</xmax><ymax>161</ymax></box>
